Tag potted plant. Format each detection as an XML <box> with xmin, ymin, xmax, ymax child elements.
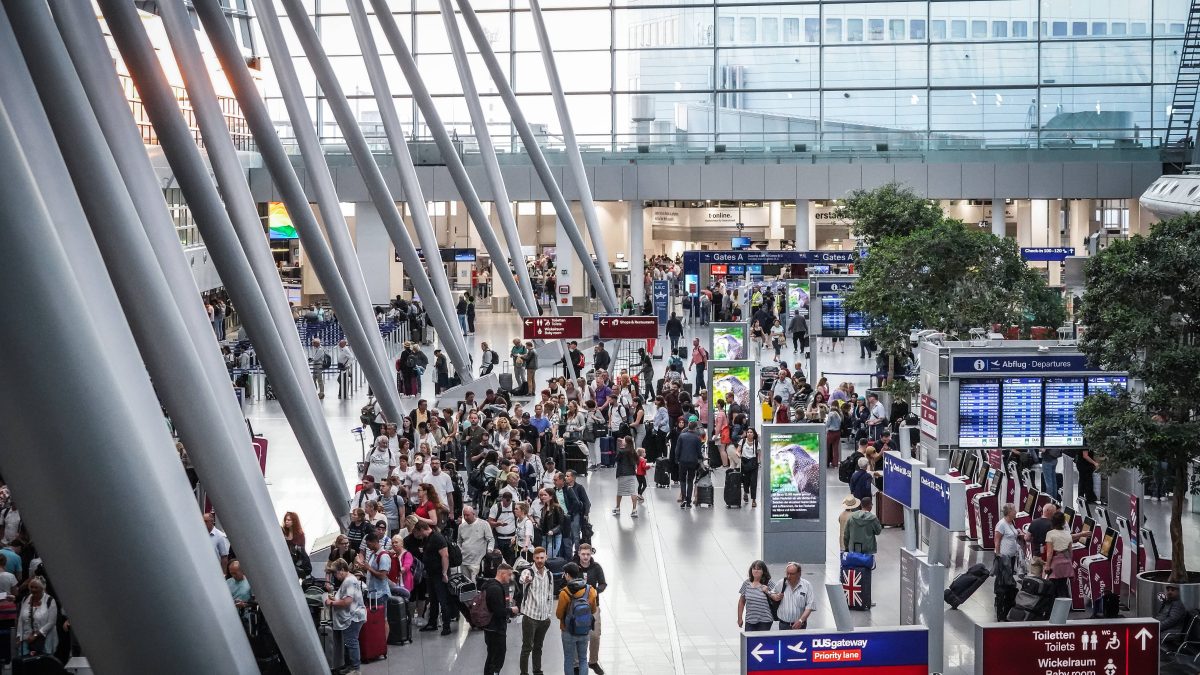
<box><xmin>1076</xmin><ymin>214</ymin><xmax>1200</xmax><ymax>610</ymax></box>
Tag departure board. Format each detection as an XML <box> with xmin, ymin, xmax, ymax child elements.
<box><xmin>1087</xmin><ymin>375</ymin><xmax>1128</xmax><ymax>397</ymax></box>
<box><xmin>848</xmin><ymin>310</ymin><xmax>869</xmax><ymax>337</ymax></box>
<box><xmin>1001</xmin><ymin>377</ymin><xmax>1043</xmax><ymax>447</ymax></box>
<box><xmin>959</xmin><ymin>379</ymin><xmax>1000</xmax><ymax>447</ymax></box>
<box><xmin>820</xmin><ymin>296</ymin><xmax>847</xmax><ymax>337</ymax></box>
<box><xmin>1043</xmin><ymin>377</ymin><xmax>1086</xmax><ymax>447</ymax></box>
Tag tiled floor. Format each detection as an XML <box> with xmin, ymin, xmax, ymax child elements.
<box><xmin>246</xmin><ymin>302</ymin><xmax>1198</xmax><ymax>674</ymax></box>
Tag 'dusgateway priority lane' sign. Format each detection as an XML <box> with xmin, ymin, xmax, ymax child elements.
<box><xmin>743</xmin><ymin>626</ymin><xmax>928</xmax><ymax>674</ymax></box>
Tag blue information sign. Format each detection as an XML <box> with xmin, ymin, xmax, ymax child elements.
<box><xmin>815</xmin><ymin>279</ymin><xmax>856</xmax><ymax>294</ymax></box>
<box><xmin>744</xmin><ymin>627</ymin><xmax>929</xmax><ymax>673</ymax></box>
<box><xmin>820</xmin><ymin>296</ymin><xmax>846</xmax><ymax>337</ymax></box>
<box><xmin>1087</xmin><ymin>375</ymin><xmax>1128</xmax><ymax>396</ymax></box>
<box><xmin>882</xmin><ymin>453</ymin><xmax>919</xmax><ymax>509</ymax></box>
<box><xmin>919</xmin><ymin>470</ymin><xmax>955</xmax><ymax>530</ymax></box>
<box><xmin>951</xmin><ymin>354</ymin><xmax>1094</xmax><ymax>374</ymax></box>
<box><xmin>684</xmin><ymin>250</ymin><xmax>858</xmax><ymax>280</ymax></box>
<box><xmin>1021</xmin><ymin>247</ymin><xmax>1076</xmax><ymax>262</ymax></box>
<box><xmin>653</xmin><ymin>280</ymin><xmax>669</xmax><ymax>326</ymax></box>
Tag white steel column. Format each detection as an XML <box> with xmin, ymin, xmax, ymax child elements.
<box><xmin>630</xmin><ymin>202</ymin><xmax>645</xmax><ymax>304</ymax></box>
<box><xmin>795</xmin><ymin>199</ymin><xmax>811</xmax><ymax>249</ymax></box>
<box><xmin>992</xmin><ymin>198</ymin><xmax>1007</xmax><ymax>238</ymax></box>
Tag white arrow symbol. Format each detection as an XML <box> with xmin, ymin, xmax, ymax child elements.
<box><xmin>1134</xmin><ymin>627</ymin><xmax>1154</xmax><ymax>649</ymax></box>
<box><xmin>750</xmin><ymin>642</ymin><xmax>775</xmax><ymax>663</ymax></box>
<box><xmin>524</xmin><ymin>319</ymin><xmax>532</xmax><ymax>326</ymax></box>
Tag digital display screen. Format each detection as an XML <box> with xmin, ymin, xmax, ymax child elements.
<box><xmin>1022</xmin><ymin>490</ymin><xmax>1038</xmax><ymax>515</ymax></box>
<box><xmin>767</xmin><ymin>431</ymin><xmax>822</xmax><ymax>521</ymax></box>
<box><xmin>950</xmin><ymin>448</ymin><xmax>964</xmax><ymax>472</ymax></box>
<box><xmin>452</xmin><ymin>248</ymin><xmax>478</xmax><ymax>262</ymax></box>
<box><xmin>810</xmin><ymin>265</ymin><xmax>831</xmax><ymax>274</ymax></box>
<box><xmin>1087</xmin><ymin>376</ymin><xmax>1128</xmax><ymax>397</ymax></box>
<box><xmin>987</xmin><ymin>468</ymin><xmax>1001</xmax><ymax>493</ymax></box>
<box><xmin>685</xmin><ymin>274</ymin><xmax>698</xmax><ymax>296</ymax></box>
<box><xmin>786</xmin><ymin>280</ymin><xmax>810</xmax><ymax>316</ymax></box>
<box><xmin>267</xmin><ymin>202</ymin><xmax>297</xmax><ymax>239</ymax></box>
<box><xmin>711</xmin><ymin>324</ymin><xmax>747</xmax><ymax>360</ymax></box>
<box><xmin>961</xmin><ymin>454</ymin><xmax>979</xmax><ymax>483</ymax></box>
<box><xmin>848</xmin><ymin>310</ymin><xmax>869</xmax><ymax>337</ymax></box>
<box><xmin>1100</xmin><ymin>530</ymin><xmax>1116</xmax><ymax>558</ymax></box>
<box><xmin>712</xmin><ymin>365</ymin><xmax>753</xmax><ymax>425</ymax></box>
<box><xmin>1001</xmin><ymin>377</ymin><xmax>1042</xmax><ymax>447</ymax></box>
<box><xmin>958</xmin><ymin>380</ymin><xmax>1000</xmax><ymax>447</ymax></box>
<box><xmin>711</xmin><ymin>264</ymin><xmax>728</xmax><ymax>275</ymax></box>
<box><xmin>1044</xmin><ymin>377</ymin><xmax>1085</xmax><ymax>447</ymax></box>
<box><xmin>732</xmin><ymin>236</ymin><xmax>752</xmax><ymax>250</ymax></box>
<box><xmin>820</xmin><ymin>296</ymin><xmax>847</xmax><ymax>337</ymax></box>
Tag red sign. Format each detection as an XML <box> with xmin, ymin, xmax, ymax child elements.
<box><xmin>522</xmin><ymin>317</ymin><xmax>583</xmax><ymax>340</ymax></box>
<box><xmin>977</xmin><ymin>620</ymin><xmax>1158</xmax><ymax>675</ymax></box>
<box><xmin>711</xmin><ymin>264</ymin><xmax>728</xmax><ymax>275</ymax></box>
<box><xmin>597</xmin><ymin>316</ymin><xmax>658</xmax><ymax>340</ymax></box>
<box><xmin>919</xmin><ymin>393</ymin><xmax>938</xmax><ymax>438</ymax></box>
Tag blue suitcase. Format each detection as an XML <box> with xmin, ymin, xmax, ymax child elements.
<box><xmin>600</xmin><ymin>436</ymin><xmax>617</xmax><ymax>467</ymax></box>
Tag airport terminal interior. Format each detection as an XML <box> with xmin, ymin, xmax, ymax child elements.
<box><xmin>4</xmin><ymin>1</ymin><xmax>1200</xmax><ymax>674</ymax></box>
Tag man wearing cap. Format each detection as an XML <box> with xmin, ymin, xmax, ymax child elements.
<box><xmin>676</xmin><ymin>418</ymin><xmax>704</xmax><ymax>509</ymax></box>
<box><xmin>488</xmin><ymin>490</ymin><xmax>519</xmax><ymax>564</ymax></box>
<box><xmin>838</xmin><ymin>496</ymin><xmax>860</xmax><ymax>551</ymax></box>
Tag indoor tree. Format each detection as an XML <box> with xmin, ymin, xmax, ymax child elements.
<box><xmin>1076</xmin><ymin>214</ymin><xmax>1200</xmax><ymax>583</ymax></box>
<box><xmin>833</xmin><ymin>182</ymin><xmax>945</xmax><ymax>247</ymax></box>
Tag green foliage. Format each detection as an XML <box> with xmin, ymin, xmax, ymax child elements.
<box><xmin>1076</xmin><ymin>213</ymin><xmax>1200</xmax><ymax>581</ymax></box>
<box><xmin>1018</xmin><ymin>275</ymin><xmax>1067</xmax><ymax>332</ymax></box>
<box><xmin>833</xmin><ymin>182</ymin><xmax>945</xmax><ymax>247</ymax></box>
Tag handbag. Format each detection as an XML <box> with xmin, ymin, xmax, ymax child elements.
<box><xmin>1050</xmin><ymin>551</ymin><xmax>1074</xmax><ymax>578</ymax></box>
<box><xmin>841</xmin><ymin>551</ymin><xmax>876</xmax><ymax>569</ymax></box>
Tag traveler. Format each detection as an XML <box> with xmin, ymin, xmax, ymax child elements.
<box><xmin>424</xmin><ymin>457</ymin><xmax>456</xmax><ymax>516</ymax></box>
<box><xmin>593</xmin><ymin>343</ymin><xmax>612</xmax><ymax>374</ymax></box>
<box><xmin>843</xmin><ymin>496</ymin><xmax>882</xmax><ymax>554</ymax></box>
<box><xmin>572</xmin><ymin>544</ymin><xmax>608</xmax><ymax>675</ymax></box>
<box><xmin>337</xmin><ymin>339</ymin><xmax>355</xmax><ymax>399</ymax></box>
<box><xmin>433</xmin><ymin>349</ymin><xmax>449</xmax><ymax>395</ymax></box>
<box><xmin>1076</xmin><ymin>448</ymin><xmax>1100</xmax><ymax>504</ymax></box>
<box><xmin>676</xmin><ymin>418</ymin><xmax>704</xmax><ymax>509</ymax></box>
<box><xmin>514</xmin><ymin>502</ymin><xmax>536</xmax><ymax>561</ymax></box>
<box><xmin>466</xmin><ymin>294</ymin><xmax>476</xmax><ymax>335</ymax></box>
<box><xmin>226</xmin><ymin>560</ymin><xmax>252</xmax><ymax>614</ymax></box>
<box><xmin>489</xmin><ymin>491</ymin><xmax>519</xmax><ymax>564</ymax></box>
<box><xmin>1158</xmin><ymin>585</ymin><xmax>1190</xmax><ymax>643</ymax></box>
<box><xmin>1042</xmin><ymin>512</ymin><xmax>1074</xmax><ymax>598</ymax></box>
<box><xmin>1040</xmin><ymin>448</ymin><xmax>1063</xmax><ymax>501</ymax></box>
<box><xmin>326</xmin><ymin>558</ymin><xmax>367</xmax><ymax>675</ymax></box>
<box><xmin>993</xmin><ymin>504</ymin><xmax>1021</xmax><ymax>621</ymax></box>
<box><xmin>613</xmin><ymin>440</ymin><xmax>639</xmax><ymax>518</ymax></box>
<box><xmin>413</xmin><ymin>520</ymin><xmax>454</xmax><ymax>635</ymax></box>
<box><xmin>353</xmin><ymin>475</ymin><xmax>383</xmax><ymax>512</ymax></box>
<box><xmin>789</xmin><ymin>309</ymin><xmax>808</xmax><ymax>356</ymax></box>
<box><xmin>737</xmin><ymin>560</ymin><xmax>779</xmax><ymax>632</ymax></box>
<box><xmin>379</xmin><ymin>481</ymin><xmax>404</xmax><ymax>534</ymax></box>
<box><xmin>849</xmin><ymin>457</ymin><xmax>873</xmax><ymax>501</ymax></box>
<box><xmin>690</xmin><ymin>338</ymin><xmax>709</xmax><ymax>386</ymax></box>
<box><xmin>512</xmin><ymin>339</ymin><xmax>529</xmax><ymax>394</ymax></box>
<box><xmin>565</xmin><ymin>471</ymin><xmax>591</xmax><ymax>549</ymax></box>
<box><xmin>536</xmin><ymin>488</ymin><xmax>568</xmax><ymax>559</ymax></box>
<box><xmin>737</xmin><ymin>428</ymin><xmax>761</xmax><ymax>507</ymax></box>
<box><xmin>519</xmin><ymin>548</ymin><xmax>556</xmax><ymax>675</ymax></box>
<box><xmin>524</xmin><ymin>342</ymin><xmax>540</xmax><ymax>394</ymax></box>
<box><xmin>556</xmin><ymin>562</ymin><xmax>599</xmax><ymax>675</ymax></box>
<box><xmin>281</xmin><ymin>511</ymin><xmax>306</xmax><ymax>553</ymax></box>
<box><xmin>838</xmin><ymin>496</ymin><xmax>860</xmax><ymax>551</ymax></box>
<box><xmin>457</xmin><ymin>294</ymin><xmax>469</xmax><ymax>334</ymax></box>
<box><xmin>480</xmin><ymin>341</ymin><xmax>499</xmax><ymax>376</ymax></box>
<box><xmin>635</xmin><ymin>448</ymin><xmax>649</xmax><ymax>503</ymax></box>
<box><xmin>774</xmin><ymin>562</ymin><xmax>815</xmax><ymax>630</ymax></box>
<box><xmin>666</xmin><ymin>312</ymin><xmax>684</xmax><ymax>353</ymax></box>
<box><xmin>386</xmin><ymin>535</ymin><xmax>415</xmax><ymax>598</ymax></box>
<box><xmin>366</xmin><ymin>437</ymin><xmax>396</xmax><ymax>486</ymax></box>
<box><xmin>458</xmin><ymin>506</ymin><xmax>495</xmax><ymax>582</ymax></box>
<box><xmin>865</xmin><ymin>393</ymin><xmax>887</xmax><ymax>440</ymax></box>
<box><xmin>1024</xmin><ymin>503</ymin><xmax>1057</xmax><ymax>578</ymax></box>
<box><xmin>362</xmin><ymin>532</ymin><xmax>393</xmax><ymax>603</ymax></box>
<box><xmin>307</xmin><ymin>337</ymin><xmax>327</xmax><ymax>399</ymax></box>
<box><xmin>482</xmin><ymin>563</ymin><xmax>516</xmax><ymax>675</ymax></box>
<box><xmin>204</xmin><ymin>512</ymin><xmax>230</xmax><ymax>575</ymax></box>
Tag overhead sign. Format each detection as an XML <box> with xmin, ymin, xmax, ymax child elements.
<box><xmin>1021</xmin><ymin>247</ymin><xmax>1076</xmax><ymax>262</ymax></box>
<box><xmin>743</xmin><ymin>626</ymin><xmax>928</xmax><ymax>673</ymax></box>
<box><xmin>975</xmin><ymin>619</ymin><xmax>1158</xmax><ymax>675</ymax></box>
<box><xmin>951</xmin><ymin>354</ymin><xmax>1095</xmax><ymax>375</ymax></box>
<box><xmin>918</xmin><ymin>468</ymin><xmax>967</xmax><ymax>531</ymax></box>
<box><xmin>522</xmin><ymin>317</ymin><xmax>583</xmax><ymax>340</ymax></box>
<box><xmin>814</xmin><ymin>279</ymin><xmax>857</xmax><ymax>294</ymax></box>
<box><xmin>690</xmin><ymin>250</ymin><xmax>858</xmax><ymax>265</ymax></box>
<box><xmin>883</xmin><ymin>451</ymin><xmax>923</xmax><ymax>510</ymax></box>
<box><xmin>597</xmin><ymin>316</ymin><xmax>658</xmax><ymax>340</ymax></box>
<box><xmin>653</xmin><ymin>280</ymin><xmax>669</xmax><ymax>326</ymax></box>
<box><xmin>918</xmin><ymin>394</ymin><xmax>938</xmax><ymax>439</ymax></box>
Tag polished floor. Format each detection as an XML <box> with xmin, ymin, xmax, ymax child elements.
<box><xmin>245</xmin><ymin>302</ymin><xmax>1196</xmax><ymax>674</ymax></box>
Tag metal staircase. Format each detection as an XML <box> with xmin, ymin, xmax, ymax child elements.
<box><xmin>1166</xmin><ymin>1</ymin><xmax>1200</xmax><ymax>147</ymax></box>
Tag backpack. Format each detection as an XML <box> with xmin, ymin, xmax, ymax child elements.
<box><xmin>566</xmin><ymin>588</ymin><xmax>594</xmax><ymax>636</ymax></box>
<box><xmin>469</xmin><ymin>467</ymin><xmax>487</xmax><ymax>492</ymax></box>
<box><xmin>447</xmin><ymin>541</ymin><xmax>464</xmax><ymax>568</ymax></box>
<box><xmin>321</xmin><ymin>352</ymin><xmax>332</xmax><ymax>370</ymax></box>
<box><xmin>682</xmin><ymin>296</ymin><xmax>691</xmax><ymax>310</ymax></box>
<box><xmin>838</xmin><ymin>451</ymin><xmax>863</xmax><ymax>484</ymax></box>
<box><xmin>489</xmin><ymin>350</ymin><xmax>500</xmax><ymax>365</ymax></box>
<box><xmin>410</xmin><ymin>555</ymin><xmax>426</xmax><ymax>586</ymax></box>
<box><xmin>467</xmin><ymin>580</ymin><xmax>493</xmax><ymax>629</ymax></box>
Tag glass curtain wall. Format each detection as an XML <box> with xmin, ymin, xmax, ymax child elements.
<box><xmin>261</xmin><ymin>0</ymin><xmax>1186</xmax><ymax>152</ymax></box>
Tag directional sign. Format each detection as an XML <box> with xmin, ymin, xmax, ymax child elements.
<box><xmin>597</xmin><ymin>316</ymin><xmax>658</xmax><ymax>340</ymax></box>
<box><xmin>976</xmin><ymin>619</ymin><xmax>1158</xmax><ymax>675</ymax></box>
<box><xmin>951</xmin><ymin>354</ymin><xmax>1095</xmax><ymax>374</ymax></box>
<box><xmin>522</xmin><ymin>317</ymin><xmax>583</xmax><ymax>340</ymax></box>
<box><xmin>883</xmin><ymin>451</ymin><xmax>923</xmax><ymax>510</ymax></box>
<box><xmin>918</xmin><ymin>468</ymin><xmax>967</xmax><ymax>531</ymax></box>
<box><xmin>743</xmin><ymin>626</ymin><xmax>928</xmax><ymax>673</ymax></box>
<box><xmin>1021</xmin><ymin>246</ymin><xmax>1076</xmax><ymax>262</ymax></box>
<box><xmin>653</xmin><ymin>280</ymin><xmax>669</xmax><ymax>326</ymax></box>
<box><xmin>815</xmin><ymin>280</ymin><xmax>857</xmax><ymax>294</ymax></box>
<box><xmin>918</xmin><ymin>393</ymin><xmax>938</xmax><ymax>439</ymax></box>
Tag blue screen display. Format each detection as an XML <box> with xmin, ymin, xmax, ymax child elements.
<box><xmin>848</xmin><ymin>310</ymin><xmax>868</xmax><ymax>337</ymax></box>
<box><xmin>958</xmin><ymin>379</ymin><xmax>1000</xmax><ymax>447</ymax></box>
<box><xmin>732</xmin><ymin>237</ymin><xmax>752</xmax><ymax>249</ymax></box>
<box><xmin>820</xmin><ymin>296</ymin><xmax>846</xmax><ymax>337</ymax></box>
<box><xmin>1001</xmin><ymin>377</ymin><xmax>1042</xmax><ymax>448</ymax></box>
<box><xmin>1044</xmin><ymin>377</ymin><xmax>1085</xmax><ymax>447</ymax></box>
<box><xmin>728</xmin><ymin>265</ymin><xmax>746</xmax><ymax>275</ymax></box>
<box><xmin>1087</xmin><ymin>375</ymin><xmax>1127</xmax><ymax>397</ymax></box>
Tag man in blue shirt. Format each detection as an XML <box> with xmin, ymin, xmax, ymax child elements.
<box><xmin>362</xmin><ymin>532</ymin><xmax>392</xmax><ymax>602</ymax></box>
<box><xmin>226</xmin><ymin>560</ymin><xmax>252</xmax><ymax>614</ymax></box>
<box><xmin>529</xmin><ymin>404</ymin><xmax>551</xmax><ymax>436</ymax></box>
<box><xmin>0</xmin><ymin>541</ymin><xmax>22</xmax><ymax>579</ymax></box>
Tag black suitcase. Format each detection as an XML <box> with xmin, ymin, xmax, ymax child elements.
<box><xmin>319</xmin><ymin>622</ymin><xmax>344</xmax><ymax>671</ymax></box>
<box><xmin>1006</xmin><ymin>607</ymin><xmax>1040</xmax><ymax>622</ymax></box>
<box><xmin>707</xmin><ymin>441</ymin><xmax>722</xmax><ymax>467</ymax></box>
<box><xmin>724</xmin><ymin>469</ymin><xmax>743</xmax><ymax>508</ymax></box>
<box><xmin>944</xmin><ymin>563</ymin><xmax>990</xmax><ymax>609</ymax></box>
<box><xmin>498</xmin><ymin>372</ymin><xmax>514</xmax><ymax>394</ymax></box>
<box><xmin>654</xmin><ymin>458</ymin><xmax>672</xmax><ymax>487</ymax></box>
<box><xmin>1019</xmin><ymin>576</ymin><xmax>1054</xmax><ymax>597</ymax></box>
<box><xmin>565</xmin><ymin>441</ymin><xmax>589</xmax><ymax>476</ymax></box>
<box><xmin>386</xmin><ymin>596</ymin><xmax>413</xmax><ymax>645</ymax></box>
<box><xmin>677</xmin><ymin>346</ymin><xmax>688</xmax><ymax>360</ymax></box>
<box><xmin>696</xmin><ymin>484</ymin><xmax>714</xmax><ymax>507</ymax></box>
<box><xmin>1012</xmin><ymin>589</ymin><xmax>1055</xmax><ymax>618</ymax></box>
<box><xmin>840</xmin><ymin>563</ymin><xmax>872</xmax><ymax>611</ymax></box>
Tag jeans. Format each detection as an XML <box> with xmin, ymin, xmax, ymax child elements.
<box><xmin>569</xmin><ymin>514</ymin><xmax>583</xmax><ymax>552</ymax></box>
<box><xmin>427</xmin><ymin>576</ymin><xmax>454</xmax><ymax>630</ymax></box>
<box><xmin>744</xmin><ymin>621</ymin><xmax>773</xmax><ymax>632</ymax></box>
<box><xmin>695</xmin><ymin>364</ymin><xmax>706</xmax><ymax>388</ymax></box>
<box><xmin>1041</xmin><ymin>462</ymin><xmax>1059</xmax><ymax>500</ymax></box>
<box><xmin>485</xmin><ymin>629</ymin><xmax>507</xmax><ymax>675</ymax></box>
<box><xmin>562</xmin><ymin>631</ymin><xmax>590</xmax><ymax>674</ymax></box>
<box><xmin>340</xmin><ymin>619</ymin><xmax>364</xmax><ymax>669</ymax></box>
<box><xmin>679</xmin><ymin>463</ymin><xmax>698</xmax><ymax>505</ymax></box>
<box><xmin>520</xmin><ymin>616</ymin><xmax>551</xmax><ymax>674</ymax></box>
<box><xmin>458</xmin><ymin>314</ymin><xmax>468</xmax><ymax>332</ymax></box>
<box><xmin>544</xmin><ymin>533</ymin><xmax>563</xmax><ymax>560</ymax></box>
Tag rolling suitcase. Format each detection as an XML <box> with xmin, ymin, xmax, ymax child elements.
<box><xmin>599</xmin><ymin>436</ymin><xmax>617</xmax><ymax>467</ymax></box>
<box><xmin>840</xmin><ymin>561</ymin><xmax>872</xmax><ymax>611</ymax></box>
<box><xmin>878</xmin><ymin>494</ymin><xmax>905</xmax><ymax>528</ymax></box>
<box><xmin>695</xmin><ymin>484</ymin><xmax>714</xmax><ymax>507</ymax></box>
<box><xmin>360</xmin><ymin>597</ymin><xmax>388</xmax><ymax>662</ymax></box>
<box><xmin>654</xmin><ymin>458</ymin><xmax>672</xmax><ymax>487</ymax></box>
<box><xmin>386</xmin><ymin>596</ymin><xmax>413</xmax><ymax>645</ymax></box>
<box><xmin>724</xmin><ymin>469</ymin><xmax>742</xmax><ymax>508</ymax></box>
<box><xmin>11</xmin><ymin>655</ymin><xmax>64</xmax><ymax>675</ymax></box>
<box><xmin>707</xmin><ymin>441</ymin><xmax>722</xmax><ymax>468</ymax></box>
<box><xmin>565</xmin><ymin>441</ymin><xmax>589</xmax><ymax>476</ymax></box>
<box><xmin>944</xmin><ymin>563</ymin><xmax>990</xmax><ymax>609</ymax></box>
<box><xmin>498</xmin><ymin>372</ymin><xmax>514</xmax><ymax>396</ymax></box>
<box><xmin>1019</xmin><ymin>575</ymin><xmax>1054</xmax><ymax>596</ymax></box>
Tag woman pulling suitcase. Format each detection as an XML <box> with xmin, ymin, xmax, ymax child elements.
<box><xmin>733</xmin><ymin>428</ymin><xmax>761</xmax><ymax>508</ymax></box>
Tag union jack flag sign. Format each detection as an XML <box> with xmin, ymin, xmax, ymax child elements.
<box><xmin>842</xmin><ymin>567</ymin><xmax>866</xmax><ymax>609</ymax></box>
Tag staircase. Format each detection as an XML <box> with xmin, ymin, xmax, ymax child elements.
<box><xmin>1166</xmin><ymin>1</ymin><xmax>1200</xmax><ymax>147</ymax></box>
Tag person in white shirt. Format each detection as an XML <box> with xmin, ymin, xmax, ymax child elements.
<box><xmin>423</xmin><ymin>457</ymin><xmax>456</xmax><ymax>515</ymax></box>
<box><xmin>772</xmin><ymin>562</ymin><xmax>815</xmax><ymax>631</ymax></box>
<box><xmin>307</xmin><ymin>337</ymin><xmax>327</xmax><ymax>399</ymax></box>
<box><xmin>408</xmin><ymin>456</ymin><xmax>431</xmax><ymax>506</ymax></box>
<box><xmin>1</xmin><ymin>505</ymin><xmax>19</xmax><ymax>545</ymax></box>
<box><xmin>337</xmin><ymin>339</ymin><xmax>355</xmax><ymax>399</ymax></box>
<box><xmin>16</xmin><ymin>577</ymin><xmax>56</xmax><ymax>658</ymax></box>
<box><xmin>391</xmin><ymin>455</ymin><xmax>418</xmax><ymax>506</ymax></box>
<box><xmin>203</xmin><ymin>512</ymin><xmax>230</xmax><ymax>574</ymax></box>
<box><xmin>366</xmin><ymin>436</ymin><xmax>395</xmax><ymax>485</ymax></box>
<box><xmin>457</xmin><ymin>506</ymin><xmax>494</xmax><ymax>581</ymax></box>
<box><xmin>488</xmin><ymin>492</ymin><xmax>518</xmax><ymax>564</ymax></box>
<box><xmin>352</xmin><ymin>476</ymin><xmax>382</xmax><ymax>511</ymax></box>
<box><xmin>866</xmin><ymin>393</ymin><xmax>888</xmax><ymax>440</ymax></box>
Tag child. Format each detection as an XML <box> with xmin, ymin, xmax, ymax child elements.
<box><xmin>635</xmin><ymin>447</ymin><xmax>649</xmax><ymax>503</ymax></box>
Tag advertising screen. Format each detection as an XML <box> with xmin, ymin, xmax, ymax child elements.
<box><xmin>685</xmin><ymin>273</ymin><xmax>699</xmax><ymax>297</ymax></box>
<box><xmin>267</xmin><ymin>201</ymin><xmax>297</xmax><ymax>239</ymax></box>
<box><xmin>732</xmin><ymin>236</ymin><xmax>752</xmax><ymax>249</ymax></box>
<box><xmin>958</xmin><ymin>380</ymin><xmax>1000</xmax><ymax>447</ymax></box>
<box><xmin>1000</xmin><ymin>377</ymin><xmax>1042</xmax><ymax>447</ymax></box>
<box><xmin>1043</xmin><ymin>377</ymin><xmax>1085</xmax><ymax>446</ymax></box>
<box><xmin>820</xmin><ymin>296</ymin><xmax>847</xmax><ymax>337</ymax></box>
<box><xmin>712</xmin><ymin>365</ymin><xmax>753</xmax><ymax>416</ymax></box>
<box><xmin>712</xmin><ymin>324</ymin><xmax>748</xmax><ymax>360</ymax></box>
<box><xmin>767</xmin><ymin>431</ymin><xmax>822</xmax><ymax>521</ymax></box>
<box><xmin>786</xmin><ymin>280</ymin><xmax>810</xmax><ymax>316</ymax></box>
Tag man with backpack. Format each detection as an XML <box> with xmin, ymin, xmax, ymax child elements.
<box><xmin>838</xmin><ymin>438</ymin><xmax>868</xmax><ymax>482</ymax></box>
<box><xmin>572</xmin><ymin>544</ymin><xmax>608</xmax><ymax>675</ymax></box>
<box><xmin>475</xmin><ymin>563</ymin><xmax>517</xmax><ymax>675</ymax></box>
<box><xmin>690</xmin><ymin>338</ymin><xmax>709</xmax><ymax>389</ymax></box>
<box><xmin>480</xmin><ymin>342</ymin><xmax>500</xmax><ymax>377</ymax></box>
<box><xmin>556</xmin><ymin>562</ymin><xmax>598</xmax><ymax>675</ymax></box>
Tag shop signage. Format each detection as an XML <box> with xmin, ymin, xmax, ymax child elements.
<box><xmin>919</xmin><ymin>394</ymin><xmax>938</xmax><ymax>438</ymax></box>
<box><xmin>597</xmin><ymin>316</ymin><xmax>658</xmax><ymax>339</ymax></box>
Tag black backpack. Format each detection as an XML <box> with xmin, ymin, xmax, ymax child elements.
<box><xmin>838</xmin><ymin>451</ymin><xmax>863</xmax><ymax>483</ymax></box>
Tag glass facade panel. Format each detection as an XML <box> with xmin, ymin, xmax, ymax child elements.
<box><xmin>930</xmin><ymin>43</ymin><xmax>1038</xmax><ymax>87</ymax></box>
<box><xmin>1041</xmin><ymin>41</ymin><xmax>1152</xmax><ymax>85</ymax></box>
<box><xmin>824</xmin><ymin>45</ymin><xmax>927</xmax><ymax>88</ymax></box>
<box><xmin>719</xmin><ymin>47</ymin><xmax>819</xmax><ymax>89</ymax></box>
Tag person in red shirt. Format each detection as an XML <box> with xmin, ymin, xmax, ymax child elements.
<box><xmin>635</xmin><ymin>447</ymin><xmax>649</xmax><ymax>503</ymax></box>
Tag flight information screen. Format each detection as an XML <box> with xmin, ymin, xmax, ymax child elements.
<box><xmin>1087</xmin><ymin>375</ymin><xmax>1128</xmax><ymax>397</ymax></box>
<box><xmin>820</xmin><ymin>296</ymin><xmax>847</xmax><ymax>337</ymax></box>
<box><xmin>959</xmin><ymin>379</ymin><xmax>1000</xmax><ymax>447</ymax></box>
<box><xmin>1043</xmin><ymin>377</ymin><xmax>1085</xmax><ymax>447</ymax></box>
<box><xmin>847</xmin><ymin>310</ymin><xmax>868</xmax><ymax>337</ymax></box>
<box><xmin>1001</xmin><ymin>377</ymin><xmax>1043</xmax><ymax>447</ymax></box>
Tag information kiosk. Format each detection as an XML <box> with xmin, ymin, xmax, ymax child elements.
<box><xmin>1113</xmin><ymin>515</ymin><xmax>1129</xmax><ymax>599</ymax></box>
<box><xmin>973</xmin><ymin>468</ymin><xmax>1003</xmax><ymax>549</ymax></box>
<box><xmin>1082</xmin><ymin>527</ymin><xmax>1120</xmax><ymax>614</ymax></box>
<box><xmin>1015</xmin><ymin>489</ymin><xmax>1039</xmax><ymax>533</ymax></box>
<box><xmin>1069</xmin><ymin>517</ymin><xmax>1098</xmax><ymax>611</ymax></box>
<box><xmin>1138</xmin><ymin>528</ymin><xmax>1172</xmax><ymax>573</ymax></box>
<box><xmin>962</xmin><ymin>461</ymin><xmax>992</xmax><ymax>542</ymax></box>
<box><xmin>1003</xmin><ymin>460</ymin><xmax>1023</xmax><ymax>515</ymax></box>
<box><xmin>948</xmin><ymin>448</ymin><xmax>965</xmax><ymax>478</ymax></box>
